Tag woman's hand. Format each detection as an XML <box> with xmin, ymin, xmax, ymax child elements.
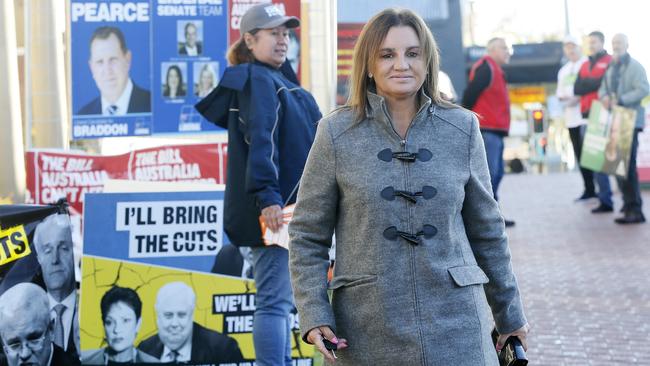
<box><xmin>261</xmin><ymin>205</ymin><xmax>283</xmax><ymax>232</ymax></box>
<box><xmin>496</xmin><ymin>323</ymin><xmax>530</xmax><ymax>352</ymax></box>
<box><xmin>306</xmin><ymin>326</ymin><xmax>349</xmax><ymax>363</ymax></box>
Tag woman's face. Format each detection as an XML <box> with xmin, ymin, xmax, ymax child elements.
<box><xmin>168</xmin><ymin>68</ymin><xmax>180</xmax><ymax>90</ymax></box>
<box><xmin>104</xmin><ymin>301</ymin><xmax>140</xmax><ymax>353</ymax></box>
<box><xmin>371</xmin><ymin>26</ymin><xmax>426</xmax><ymax>101</ymax></box>
<box><xmin>246</xmin><ymin>25</ymin><xmax>290</xmax><ymax>68</ymax></box>
<box><xmin>200</xmin><ymin>68</ymin><xmax>214</xmax><ymax>90</ymax></box>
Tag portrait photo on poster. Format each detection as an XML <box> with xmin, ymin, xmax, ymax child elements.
<box><xmin>32</xmin><ymin>213</ymin><xmax>81</xmax><ymax>360</ymax></box>
<box><xmin>81</xmin><ymin>286</ymin><xmax>159</xmax><ymax>365</ymax></box>
<box><xmin>0</xmin><ymin>283</ymin><xmax>81</xmax><ymax>366</ymax></box>
<box><xmin>162</xmin><ymin>62</ymin><xmax>188</xmax><ymax>100</ymax></box>
<box><xmin>193</xmin><ymin>62</ymin><xmax>219</xmax><ymax>98</ymax></box>
<box><xmin>0</xmin><ymin>209</ymin><xmax>81</xmax><ymax>365</ymax></box>
<box><xmin>138</xmin><ymin>281</ymin><xmax>244</xmax><ymax>364</ymax></box>
<box><xmin>178</xmin><ymin>20</ymin><xmax>204</xmax><ymax>57</ymax></box>
<box><xmin>76</xmin><ymin>26</ymin><xmax>152</xmax><ymax>116</ymax></box>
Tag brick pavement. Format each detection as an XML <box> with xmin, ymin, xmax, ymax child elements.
<box><xmin>500</xmin><ymin>172</ymin><xmax>650</xmax><ymax>365</ymax></box>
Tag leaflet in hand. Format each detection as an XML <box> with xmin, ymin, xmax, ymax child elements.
<box><xmin>259</xmin><ymin>204</ymin><xmax>295</xmax><ymax>250</ymax></box>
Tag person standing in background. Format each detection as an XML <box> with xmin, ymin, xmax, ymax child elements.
<box><xmin>574</xmin><ymin>31</ymin><xmax>614</xmax><ymax>214</ymax></box>
<box><xmin>195</xmin><ymin>4</ymin><xmax>322</xmax><ymax>365</ymax></box>
<box><xmin>599</xmin><ymin>33</ymin><xmax>649</xmax><ymax>224</ymax></box>
<box><xmin>556</xmin><ymin>36</ymin><xmax>593</xmax><ymax>201</ymax></box>
<box><xmin>462</xmin><ymin>37</ymin><xmax>516</xmax><ymax>227</ymax></box>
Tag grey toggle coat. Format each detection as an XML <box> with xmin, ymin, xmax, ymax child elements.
<box><xmin>289</xmin><ymin>92</ymin><xmax>527</xmax><ymax>365</ymax></box>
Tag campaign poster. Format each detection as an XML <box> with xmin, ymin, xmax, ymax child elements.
<box><xmin>0</xmin><ymin>202</ymin><xmax>81</xmax><ymax>362</ymax></box>
<box><xmin>71</xmin><ymin>0</ymin><xmax>153</xmax><ymax>139</ymax></box>
<box><xmin>81</xmin><ymin>191</ymin><xmax>315</xmax><ymax>364</ymax></box>
<box><xmin>638</xmin><ymin>105</ymin><xmax>650</xmax><ymax>183</ymax></box>
<box><xmin>151</xmin><ymin>0</ymin><xmax>228</xmax><ymax>134</ymax></box>
<box><xmin>581</xmin><ymin>101</ymin><xmax>636</xmax><ymax>176</ymax></box>
<box><xmin>25</xmin><ymin>143</ymin><xmax>227</xmax><ymax>215</ymax></box>
<box><xmin>229</xmin><ymin>0</ymin><xmax>302</xmax><ymax>77</ymax></box>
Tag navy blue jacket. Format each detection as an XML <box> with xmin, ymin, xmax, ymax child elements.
<box><xmin>196</xmin><ymin>61</ymin><xmax>321</xmax><ymax>246</ymax></box>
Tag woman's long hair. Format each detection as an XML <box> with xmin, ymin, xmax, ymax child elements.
<box><xmin>163</xmin><ymin>64</ymin><xmax>186</xmax><ymax>97</ymax></box>
<box><xmin>226</xmin><ymin>29</ymin><xmax>260</xmax><ymax>66</ymax></box>
<box><xmin>346</xmin><ymin>8</ymin><xmax>456</xmax><ymax>121</ymax></box>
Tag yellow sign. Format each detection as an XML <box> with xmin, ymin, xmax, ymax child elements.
<box><xmin>509</xmin><ymin>86</ymin><xmax>546</xmax><ymax>104</ymax></box>
<box><xmin>0</xmin><ymin>225</ymin><xmax>31</xmax><ymax>266</ymax></box>
<box><xmin>80</xmin><ymin>257</ymin><xmax>315</xmax><ymax>361</ymax></box>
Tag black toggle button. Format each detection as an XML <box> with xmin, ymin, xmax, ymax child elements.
<box><xmin>392</xmin><ymin>151</ymin><xmax>418</xmax><ymax>162</ymax></box>
<box><xmin>381</xmin><ymin>187</ymin><xmax>397</xmax><ymax>201</ymax></box>
<box><xmin>421</xmin><ymin>186</ymin><xmax>437</xmax><ymax>199</ymax></box>
<box><xmin>383</xmin><ymin>225</ymin><xmax>438</xmax><ymax>246</ymax></box>
<box><xmin>377</xmin><ymin>148</ymin><xmax>433</xmax><ymax>162</ymax></box>
<box><xmin>416</xmin><ymin>149</ymin><xmax>433</xmax><ymax>162</ymax></box>
<box><xmin>377</xmin><ymin>148</ymin><xmax>394</xmax><ymax>162</ymax></box>
<box><xmin>419</xmin><ymin>224</ymin><xmax>438</xmax><ymax>238</ymax></box>
<box><xmin>380</xmin><ymin>186</ymin><xmax>437</xmax><ymax>203</ymax></box>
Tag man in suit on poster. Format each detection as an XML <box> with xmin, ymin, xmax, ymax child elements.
<box><xmin>0</xmin><ymin>283</ymin><xmax>80</xmax><ymax>366</ymax></box>
<box><xmin>77</xmin><ymin>26</ymin><xmax>151</xmax><ymax>116</ymax></box>
<box><xmin>138</xmin><ymin>281</ymin><xmax>243</xmax><ymax>363</ymax></box>
<box><xmin>32</xmin><ymin>213</ymin><xmax>80</xmax><ymax>360</ymax></box>
<box><xmin>179</xmin><ymin>22</ymin><xmax>203</xmax><ymax>56</ymax></box>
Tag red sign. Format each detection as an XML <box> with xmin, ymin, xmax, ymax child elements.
<box><xmin>25</xmin><ymin>143</ymin><xmax>228</xmax><ymax>215</ymax></box>
<box><xmin>228</xmin><ymin>0</ymin><xmax>302</xmax><ymax>79</ymax></box>
<box><xmin>228</xmin><ymin>0</ymin><xmax>300</xmax><ymax>44</ymax></box>
<box><xmin>336</xmin><ymin>23</ymin><xmax>363</xmax><ymax>105</ymax></box>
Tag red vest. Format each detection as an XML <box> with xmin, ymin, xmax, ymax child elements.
<box><xmin>469</xmin><ymin>56</ymin><xmax>510</xmax><ymax>133</ymax></box>
<box><xmin>578</xmin><ymin>53</ymin><xmax>612</xmax><ymax>114</ymax></box>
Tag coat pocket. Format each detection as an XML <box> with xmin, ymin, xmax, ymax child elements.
<box><xmin>448</xmin><ymin>265</ymin><xmax>489</xmax><ymax>287</ymax></box>
<box><xmin>329</xmin><ymin>274</ymin><xmax>378</xmax><ymax>290</ymax></box>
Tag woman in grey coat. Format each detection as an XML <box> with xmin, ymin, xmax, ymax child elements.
<box><xmin>289</xmin><ymin>8</ymin><xmax>529</xmax><ymax>365</ymax></box>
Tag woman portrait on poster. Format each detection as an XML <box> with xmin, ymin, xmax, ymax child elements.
<box><xmin>289</xmin><ymin>8</ymin><xmax>529</xmax><ymax>365</ymax></box>
<box><xmin>81</xmin><ymin>286</ymin><xmax>158</xmax><ymax>365</ymax></box>
<box><xmin>163</xmin><ymin>64</ymin><xmax>186</xmax><ymax>99</ymax></box>
<box><xmin>195</xmin><ymin>63</ymin><xmax>217</xmax><ymax>98</ymax></box>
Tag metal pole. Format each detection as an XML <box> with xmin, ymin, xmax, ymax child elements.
<box><xmin>25</xmin><ymin>0</ymin><xmax>32</xmax><ymax>149</ymax></box>
<box><xmin>564</xmin><ymin>0</ymin><xmax>570</xmax><ymax>36</ymax></box>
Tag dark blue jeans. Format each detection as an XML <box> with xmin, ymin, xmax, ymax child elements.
<box><xmin>251</xmin><ymin>245</ymin><xmax>294</xmax><ymax>366</ymax></box>
<box><xmin>481</xmin><ymin>130</ymin><xmax>505</xmax><ymax>201</ymax></box>
<box><xmin>595</xmin><ymin>172</ymin><xmax>613</xmax><ymax>207</ymax></box>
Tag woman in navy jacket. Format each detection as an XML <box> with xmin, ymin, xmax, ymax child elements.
<box><xmin>195</xmin><ymin>4</ymin><xmax>321</xmax><ymax>365</ymax></box>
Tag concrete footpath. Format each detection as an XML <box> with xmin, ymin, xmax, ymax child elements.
<box><xmin>500</xmin><ymin>172</ymin><xmax>650</xmax><ymax>365</ymax></box>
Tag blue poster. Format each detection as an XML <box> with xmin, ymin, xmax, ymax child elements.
<box><xmin>83</xmin><ymin>191</ymin><xmax>237</xmax><ymax>275</ymax></box>
<box><xmin>151</xmin><ymin>0</ymin><xmax>228</xmax><ymax>134</ymax></box>
<box><xmin>70</xmin><ymin>0</ymin><xmax>229</xmax><ymax>139</ymax></box>
<box><xmin>71</xmin><ymin>0</ymin><xmax>153</xmax><ymax>139</ymax></box>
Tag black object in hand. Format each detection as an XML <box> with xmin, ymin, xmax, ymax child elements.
<box><xmin>499</xmin><ymin>336</ymin><xmax>528</xmax><ymax>366</ymax></box>
<box><xmin>492</xmin><ymin>329</ymin><xmax>528</xmax><ymax>366</ymax></box>
<box><xmin>322</xmin><ymin>338</ymin><xmax>338</xmax><ymax>351</ymax></box>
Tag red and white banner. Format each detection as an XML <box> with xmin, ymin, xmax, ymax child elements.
<box><xmin>228</xmin><ymin>0</ymin><xmax>301</xmax><ymax>44</ymax></box>
<box><xmin>228</xmin><ymin>0</ymin><xmax>302</xmax><ymax>80</ymax></box>
<box><xmin>639</xmin><ymin>108</ymin><xmax>650</xmax><ymax>183</ymax></box>
<box><xmin>25</xmin><ymin>143</ymin><xmax>228</xmax><ymax>215</ymax></box>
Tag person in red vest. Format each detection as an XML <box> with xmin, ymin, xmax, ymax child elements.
<box><xmin>462</xmin><ymin>37</ymin><xmax>515</xmax><ymax>227</ymax></box>
<box><xmin>574</xmin><ymin>31</ymin><xmax>614</xmax><ymax>214</ymax></box>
